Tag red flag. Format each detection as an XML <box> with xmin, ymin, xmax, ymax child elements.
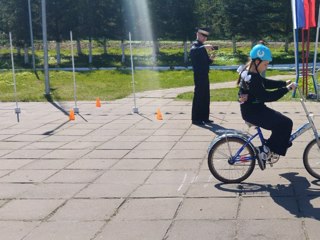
<box><xmin>304</xmin><ymin>0</ymin><xmax>316</xmax><ymax>29</ymax></box>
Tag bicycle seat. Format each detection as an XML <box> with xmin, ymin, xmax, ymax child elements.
<box><xmin>245</xmin><ymin>121</ymin><xmax>256</xmax><ymax>128</ymax></box>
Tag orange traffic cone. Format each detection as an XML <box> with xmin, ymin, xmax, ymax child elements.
<box><xmin>156</xmin><ymin>108</ymin><xmax>163</xmax><ymax>120</ymax></box>
<box><xmin>69</xmin><ymin>109</ymin><xmax>75</xmax><ymax>120</ymax></box>
<box><xmin>96</xmin><ymin>98</ymin><xmax>101</xmax><ymax>107</ymax></box>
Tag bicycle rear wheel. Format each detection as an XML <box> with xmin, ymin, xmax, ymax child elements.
<box><xmin>208</xmin><ymin>136</ymin><xmax>256</xmax><ymax>183</ymax></box>
<box><xmin>303</xmin><ymin>138</ymin><xmax>320</xmax><ymax>179</ymax></box>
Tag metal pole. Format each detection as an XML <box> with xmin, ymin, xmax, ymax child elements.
<box><xmin>28</xmin><ymin>0</ymin><xmax>36</xmax><ymax>71</ymax></box>
<box><xmin>9</xmin><ymin>32</ymin><xmax>21</xmax><ymax>122</ymax></box>
<box><xmin>129</xmin><ymin>32</ymin><xmax>139</xmax><ymax>114</ymax></box>
<box><xmin>291</xmin><ymin>0</ymin><xmax>299</xmax><ymax>97</ymax></box>
<box><xmin>41</xmin><ymin>0</ymin><xmax>50</xmax><ymax>95</ymax></box>
<box><xmin>70</xmin><ymin>31</ymin><xmax>79</xmax><ymax>113</ymax></box>
<box><xmin>312</xmin><ymin>4</ymin><xmax>320</xmax><ymax>99</ymax></box>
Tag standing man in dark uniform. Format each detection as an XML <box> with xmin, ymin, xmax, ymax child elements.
<box><xmin>190</xmin><ymin>27</ymin><xmax>215</xmax><ymax>125</ymax></box>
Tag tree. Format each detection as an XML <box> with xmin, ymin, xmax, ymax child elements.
<box><xmin>3</xmin><ymin>0</ymin><xmax>31</xmax><ymax>63</ymax></box>
<box><xmin>47</xmin><ymin>0</ymin><xmax>75</xmax><ymax>65</ymax></box>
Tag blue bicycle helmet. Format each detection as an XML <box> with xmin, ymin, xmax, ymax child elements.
<box><xmin>250</xmin><ymin>44</ymin><xmax>272</xmax><ymax>62</ymax></box>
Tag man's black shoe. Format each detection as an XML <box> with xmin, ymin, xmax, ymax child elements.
<box><xmin>192</xmin><ymin>120</ymin><xmax>205</xmax><ymax>125</ymax></box>
<box><xmin>204</xmin><ymin>119</ymin><xmax>214</xmax><ymax>124</ymax></box>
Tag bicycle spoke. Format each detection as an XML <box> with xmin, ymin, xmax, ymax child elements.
<box><xmin>208</xmin><ymin>137</ymin><xmax>255</xmax><ymax>183</ymax></box>
<box><xmin>304</xmin><ymin>139</ymin><xmax>320</xmax><ymax>180</ymax></box>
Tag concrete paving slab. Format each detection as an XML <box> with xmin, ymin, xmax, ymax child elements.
<box><xmin>75</xmin><ymin>183</ymin><xmax>138</xmax><ymax>198</ymax></box>
<box><xmin>96</xmin><ymin>220</ymin><xmax>171</xmax><ymax>240</ymax></box>
<box><xmin>176</xmin><ymin>198</ymin><xmax>238</xmax><ymax>220</ymax></box>
<box><xmin>111</xmin><ymin>158</ymin><xmax>161</xmax><ymax>170</ymax></box>
<box><xmin>22</xmin><ymin>159</ymin><xmax>75</xmax><ymax>170</ymax></box>
<box><xmin>23</xmin><ymin>221</ymin><xmax>104</xmax><ymax>240</ymax></box>
<box><xmin>94</xmin><ymin>170</ymin><xmax>150</xmax><ymax>184</ymax></box>
<box><xmin>3</xmin><ymin>149</ymin><xmax>51</xmax><ymax>159</ymax></box>
<box><xmin>156</xmin><ymin>158</ymin><xmax>202</xmax><ymax>170</ymax></box>
<box><xmin>44</xmin><ymin>169</ymin><xmax>103</xmax><ymax>183</ymax></box>
<box><xmin>0</xmin><ymin>221</ymin><xmax>40</xmax><ymax>240</ymax></box>
<box><xmin>0</xmin><ymin>199</ymin><xmax>64</xmax><ymax>220</ymax></box>
<box><xmin>66</xmin><ymin>158</ymin><xmax>118</xmax><ymax>170</ymax></box>
<box><xmin>165</xmin><ymin>220</ymin><xmax>236</xmax><ymax>240</ymax></box>
<box><xmin>237</xmin><ymin>219</ymin><xmax>305</xmax><ymax>240</ymax></box>
<box><xmin>0</xmin><ymin>159</ymin><xmax>34</xmax><ymax>169</ymax></box>
<box><xmin>1</xmin><ymin>170</ymin><xmax>57</xmax><ymax>183</ymax></box>
<box><xmin>131</xmin><ymin>183</ymin><xmax>189</xmax><ymax>198</ymax></box>
<box><xmin>48</xmin><ymin>199</ymin><xmax>123</xmax><ymax>221</ymax></box>
<box><xmin>239</xmin><ymin>197</ymin><xmax>300</xmax><ymax>219</ymax></box>
<box><xmin>19</xmin><ymin>183</ymin><xmax>86</xmax><ymax>199</ymax></box>
<box><xmin>113</xmin><ymin>198</ymin><xmax>181</xmax><ymax>220</ymax></box>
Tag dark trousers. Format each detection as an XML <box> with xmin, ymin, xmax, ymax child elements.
<box><xmin>241</xmin><ymin>104</ymin><xmax>293</xmax><ymax>156</ymax></box>
<box><xmin>192</xmin><ymin>74</ymin><xmax>210</xmax><ymax>121</ymax></box>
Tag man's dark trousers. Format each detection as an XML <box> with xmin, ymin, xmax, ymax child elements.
<box><xmin>192</xmin><ymin>73</ymin><xmax>210</xmax><ymax>121</ymax></box>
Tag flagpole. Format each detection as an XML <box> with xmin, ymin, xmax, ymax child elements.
<box><xmin>291</xmin><ymin>0</ymin><xmax>299</xmax><ymax>97</ymax></box>
<box><xmin>313</xmin><ymin>4</ymin><xmax>320</xmax><ymax>99</ymax></box>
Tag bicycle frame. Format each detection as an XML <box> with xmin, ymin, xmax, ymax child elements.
<box><xmin>230</xmin><ymin>94</ymin><xmax>320</xmax><ymax>164</ymax></box>
<box><xmin>229</xmin><ymin>129</ymin><xmax>261</xmax><ymax>164</ymax></box>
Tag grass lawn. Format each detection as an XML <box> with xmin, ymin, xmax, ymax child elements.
<box><xmin>0</xmin><ymin>69</ymin><xmax>299</xmax><ymax>102</ymax></box>
<box><xmin>0</xmin><ymin>69</ymin><xmax>235</xmax><ymax>102</ymax></box>
<box><xmin>177</xmin><ymin>87</ymin><xmax>295</xmax><ymax>102</ymax></box>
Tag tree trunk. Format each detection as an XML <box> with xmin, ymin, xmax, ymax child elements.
<box><xmin>285</xmin><ymin>38</ymin><xmax>289</xmax><ymax>53</ymax></box>
<box><xmin>251</xmin><ymin>40</ymin><xmax>255</xmax><ymax>48</ymax></box>
<box><xmin>77</xmin><ymin>39</ymin><xmax>82</xmax><ymax>55</ymax></box>
<box><xmin>121</xmin><ymin>40</ymin><xmax>125</xmax><ymax>63</ymax></box>
<box><xmin>56</xmin><ymin>41</ymin><xmax>61</xmax><ymax>65</ymax></box>
<box><xmin>88</xmin><ymin>38</ymin><xmax>93</xmax><ymax>64</ymax></box>
<box><xmin>24</xmin><ymin>45</ymin><xmax>29</xmax><ymax>64</ymax></box>
<box><xmin>152</xmin><ymin>40</ymin><xmax>159</xmax><ymax>65</ymax></box>
<box><xmin>103</xmin><ymin>37</ymin><xmax>107</xmax><ymax>54</ymax></box>
<box><xmin>17</xmin><ymin>47</ymin><xmax>21</xmax><ymax>57</ymax></box>
<box><xmin>183</xmin><ymin>41</ymin><xmax>188</xmax><ymax>64</ymax></box>
<box><xmin>232</xmin><ymin>36</ymin><xmax>237</xmax><ymax>54</ymax></box>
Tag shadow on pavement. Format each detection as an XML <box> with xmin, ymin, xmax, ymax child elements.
<box><xmin>44</xmin><ymin>93</ymin><xmax>69</xmax><ymax>116</ymax></box>
<box><xmin>214</xmin><ymin>172</ymin><xmax>320</xmax><ymax>220</ymax></box>
<box><xmin>195</xmin><ymin>122</ymin><xmax>242</xmax><ymax>136</ymax></box>
<box><xmin>42</xmin><ymin>120</ymin><xmax>69</xmax><ymax>135</ymax></box>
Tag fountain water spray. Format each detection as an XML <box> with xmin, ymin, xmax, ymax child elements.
<box><xmin>129</xmin><ymin>32</ymin><xmax>139</xmax><ymax>114</ymax></box>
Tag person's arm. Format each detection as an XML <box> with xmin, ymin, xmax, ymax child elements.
<box><xmin>264</xmin><ymin>78</ymin><xmax>287</xmax><ymax>89</ymax></box>
<box><xmin>190</xmin><ymin>46</ymin><xmax>212</xmax><ymax>72</ymax></box>
<box><xmin>250</xmin><ymin>76</ymin><xmax>289</xmax><ymax>102</ymax></box>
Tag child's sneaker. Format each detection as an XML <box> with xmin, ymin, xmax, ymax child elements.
<box><xmin>268</xmin><ymin>152</ymin><xmax>280</xmax><ymax>165</ymax></box>
<box><xmin>256</xmin><ymin>145</ymin><xmax>271</xmax><ymax>170</ymax></box>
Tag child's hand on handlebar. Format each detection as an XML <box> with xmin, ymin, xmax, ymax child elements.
<box><xmin>287</xmin><ymin>82</ymin><xmax>297</xmax><ymax>91</ymax></box>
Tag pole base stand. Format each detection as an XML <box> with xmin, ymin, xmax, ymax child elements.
<box><xmin>132</xmin><ymin>107</ymin><xmax>139</xmax><ymax>114</ymax></box>
<box><xmin>15</xmin><ymin>107</ymin><xmax>21</xmax><ymax>114</ymax></box>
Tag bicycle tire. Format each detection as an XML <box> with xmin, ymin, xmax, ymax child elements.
<box><xmin>303</xmin><ymin>138</ymin><xmax>320</xmax><ymax>180</ymax></box>
<box><xmin>208</xmin><ymin>136</ymin><xmax>256</xmax><ymax>183</ymax></box>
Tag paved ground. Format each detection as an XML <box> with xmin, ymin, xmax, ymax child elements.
<box><xmin>0</xmin><ymin>80</ymin><xmax>320</xmax><ymax>240</ymax></box>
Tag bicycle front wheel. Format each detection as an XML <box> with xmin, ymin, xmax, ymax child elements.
<box><xmin>208</xmin><ymin>136</ymin><xmax>256</xmax><ymax>183</ymax></box>
<box><xmin>303</xmin><ymin>138</ymin><xmax>320</xmax><ymax>179</ymax></box>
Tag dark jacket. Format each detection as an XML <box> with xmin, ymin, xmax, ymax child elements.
<box><xmin>190</xmin><ymin>40</ymin><xmax>212</xmax><ymax>75</ymax></box>
<box><xmin>239</xmin><ymin>72</ymin><xmax>288</xmax><ymax>108</ymax></box>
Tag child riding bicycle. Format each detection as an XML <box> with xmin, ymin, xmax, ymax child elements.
<box><xmin>237</xmin><ymin>44</ymin><xmax>297</xmax><ymax>170</ymax></box>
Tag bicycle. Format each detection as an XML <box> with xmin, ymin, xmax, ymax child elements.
<box><xmin>207</xmin><ymin>87</ymin><xmax>320</xmax><ymax>183</ymax></box>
